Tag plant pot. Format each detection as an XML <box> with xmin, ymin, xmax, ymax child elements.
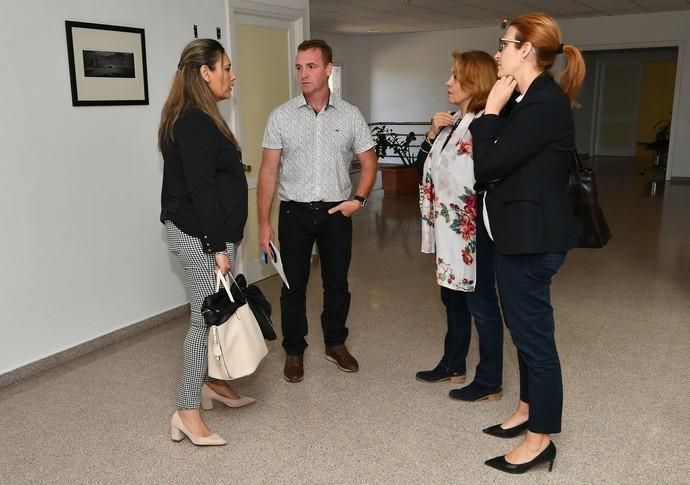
<box><xmin>381</xmin><ymin>165</ymin><xmax>419</xmax><ymax>196</ymax></box>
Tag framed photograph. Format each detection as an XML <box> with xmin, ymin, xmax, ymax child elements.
<box><xmin>65</xmin><ymin>21</ymin><xmax>149</xmax><ymax>106</ymax></box>
<box><xmin>328</xmin><ymin>63</ymin><xmax>342</xmax><ymax>98</ymax></box>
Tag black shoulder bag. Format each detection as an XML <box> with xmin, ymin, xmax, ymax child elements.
<box><xmin>568</xmin><ymin>151</ymin><xmax>612</xmax><ymax>248</ymax></box>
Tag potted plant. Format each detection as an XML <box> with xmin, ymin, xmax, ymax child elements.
<box><xmin>372</xmin><ymin>125</ymin><xmax>421</xmax><ymax>196</ymax></box>
<box><xmin>653</xmin><ymin>115</ymin><xmax>671</xmax><ymax>141</ymax></box>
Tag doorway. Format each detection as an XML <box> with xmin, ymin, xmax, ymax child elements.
<box><xmin>575</xmin><ymin>47</ymin><xmax>677</xmax><ymax>170</ymax></box>
<box><xmin>229</xmin><ymin>8</ymin><xmax>304</xmax><ymax>283</ymax></box>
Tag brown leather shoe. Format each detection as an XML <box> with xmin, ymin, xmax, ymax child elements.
<box><xmin>284</xmin><ymin>355</ymin><xmax>304</xmax><ymax>383</ymax></box>
<box><xmin>325</xmin><ymin>345</ymin><xmax>359</xmax><ymax>372</ymax></box>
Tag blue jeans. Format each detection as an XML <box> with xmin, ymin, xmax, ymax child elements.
<box><xmin>495</xmin><ymin>251</ymin><xmax>566</xmax><ymax>434</ymax></box>
<box><xmin>439</xmin><ymin>221</ymin><xmax>504</xmax><ymax>388</ymax></box>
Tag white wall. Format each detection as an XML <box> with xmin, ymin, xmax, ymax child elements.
<box><xmin>0</xmin><ymin>0</ymin><xmax>226</xmax><ymax>374</ymax></box>
<box><xmin>320</xmin><ymin>11</ymin><xmax>690</xmax><ymax>178</ymax></box>
<box><xmin>0</xmin><ymin>0</ymin><xmax>308</xmax><ymax>375</ymax></box>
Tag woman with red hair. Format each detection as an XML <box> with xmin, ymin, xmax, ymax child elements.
<box><xmin>470</xmin><ymin>13</ymin><xmax>585</xmax><ymax>474</ymax></box>
<box><xmin>415</xmin><ymin>51</ymin><xmax>504</xmax><ymax>404</ymax></box>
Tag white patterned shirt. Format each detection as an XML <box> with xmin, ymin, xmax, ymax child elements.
<box><xmin>262</xmin><ymin>93</ymin><xmax>375</xmax><ymax>202</ymax></box>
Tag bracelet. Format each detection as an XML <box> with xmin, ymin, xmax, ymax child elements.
<box><xmin>214</xmin><ymin>250</ymin><xmax>229</xmax><ymax>257</ymax></box>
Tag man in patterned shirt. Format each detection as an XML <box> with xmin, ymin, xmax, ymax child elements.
<box><xmin>258</xmin><ymin>39</ymin><xmax>378</xmax><ymax>383</ymax></box>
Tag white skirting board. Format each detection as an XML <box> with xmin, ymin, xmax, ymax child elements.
<box><xmin>0</xmin><ymin>304</ymin><xmax>189</xmax><ymax>389</ymax></box>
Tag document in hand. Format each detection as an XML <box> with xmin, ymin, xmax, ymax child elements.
<box><xmin>268</xmin><ymin>240</ymin><xmax>290</xmax><ymax>289</ymax></box>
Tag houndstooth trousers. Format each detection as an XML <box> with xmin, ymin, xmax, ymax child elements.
<box><xmin>165</xmin><ymin>220</ymin><xmax>236</xmax><ymax>409</ymax></box>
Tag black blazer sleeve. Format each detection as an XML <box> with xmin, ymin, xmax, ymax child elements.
<box><xmin>174</xmin><ymin>109</ymin><xmax>225</xmax><ymax>253</ymax></box>
<box><xmin>470</xmin><ymin>98</ymin><xmax>557</xmax><ymax>183</ymax></box>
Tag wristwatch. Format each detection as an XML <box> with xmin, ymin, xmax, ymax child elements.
<box><xmin>353</xmin><ymin>195</ymin><xmax>368</xmax><ymax>208</ymax></box>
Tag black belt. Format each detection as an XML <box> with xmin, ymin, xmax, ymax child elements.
<box><xmin>284</xmin><ymin>200</ymin><xmax>343</xmax><ymax>210</ymax></box>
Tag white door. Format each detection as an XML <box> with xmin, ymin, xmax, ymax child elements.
<box><xmin>594</xmin><ymin>61</ymin><xmax>641</xmax><ymax>157</ymax></box>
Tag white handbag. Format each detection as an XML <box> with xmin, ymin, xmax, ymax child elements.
<box><xmin>207</xmin><ymin>271</ymin><xmax>268</xmax><ymax>380</ymax></box>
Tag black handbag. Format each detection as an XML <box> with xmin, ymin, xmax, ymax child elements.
<box><xmin>201</xmin><ymin>278</ymin><xmax>245</xmax><ymax>327</ymax></box>
<box><xmin>233</xmin><ymin>274</ymin><xmax>277</xmax><ymax>341</ymax></box>
<box><xmin>568</xmin><ymin>151</ymin><xmax>612</xmax><ymax>248</ymax></box>
<box><xmin>201</xmin><ymin>273</ymin><xmax>277</xmax><ymax>340</ymax></box>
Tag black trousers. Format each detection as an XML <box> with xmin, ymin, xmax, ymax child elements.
<box><xmin>494</xmin><ymin>251</ymin><xmax>566</xmax><ymax>434</ymax></box>
<box><xmin>278</xmin><ymin>201</ymin><xmax>352</xmax><ymax>355</ymax></box>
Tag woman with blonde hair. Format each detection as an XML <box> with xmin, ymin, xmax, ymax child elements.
<box><xmin>415</xmin><ymin>50</ymin><xmax>504</xmax><ymax>403</ymax></box>
<box><xmin>469</xmin><ymin>14</ymin><xmax>585</xmax><ymax>473</ymax></box>
<box><xmin>159</xmin><ymin>38</ymin><xmax>254</xmax><ymax>446</ymax></box>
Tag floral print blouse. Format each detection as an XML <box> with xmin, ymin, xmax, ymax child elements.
<box><xmin>420</xmin><ymin>111</ymin><xmax>481</xmax><ymax>292</ymax></box>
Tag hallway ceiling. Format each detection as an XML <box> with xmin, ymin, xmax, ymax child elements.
<box><xmin>310</xmin><ymin>0</ymin><xmax>690</xmax><ymax>35</ymax></box>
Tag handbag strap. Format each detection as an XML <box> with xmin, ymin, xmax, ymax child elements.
<box><xmin>570</xmin><ymin>150</ymin><xmax>584</xmax><ymax>185</ymax></box>
<box><xmin>439</xmin><ymin>114</ymin><xmax>462</xmax><ymax>152</ymax></box>
<box><xmin>438</xmin><ymin>111</ymin><xmax>482</xmax><ymax>152</ymax></box>
<box><xmin>215</xmin><ymin>270</ymin><xmax>236</xmax><ymax>303</ymax></box>
<box><xmin>215</xmin><ymin>270</ymin><xmax>248</xmax><ymax>303</ymax></box>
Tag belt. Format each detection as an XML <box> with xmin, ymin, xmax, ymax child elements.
<box><xmin>285</xmin><ymin>200</ymin><xmax>342</xmax><ymax>210</ymax></box>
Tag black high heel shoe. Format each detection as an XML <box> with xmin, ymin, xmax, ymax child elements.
<box><xmin>482</xmin><ymin>421</ymin><xmax>528</xmax><ymax>438</ymax></box>
<box><xmin>484</xmin><ymin>441</ymin><xmax>556</xmax><ymax>474</ymax></box>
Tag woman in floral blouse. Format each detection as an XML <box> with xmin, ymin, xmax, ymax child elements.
<box><xmin>415</xmin><ymin>50</ymin><xmax>505</xmax><ymax>402</ymax></box>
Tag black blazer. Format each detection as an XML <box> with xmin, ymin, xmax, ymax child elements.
<box><xmin>160</xmin><ymin>107</ymin><xmax>248</xmax><ymax>253</ymax></box>
<box><xmin>470</xmin><ymin>73</ymin><xmax>579</xmax><ymax>255</ymax></box>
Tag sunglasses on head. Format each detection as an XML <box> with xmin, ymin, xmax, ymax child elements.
<box><xmin>498</xmin><ymin>38</ymin><xmax>522</xmax><ymax>52</ymax></box>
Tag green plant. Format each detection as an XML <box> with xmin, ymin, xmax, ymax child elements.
<box><xmin>652</xmin><ymin>111</ymin><xmax>672</xmax><ymax>141</ymax></box>
<box><xmin>654</xmin><ymin>117</ymin><xmax>671</xmax><ymax>141</ymax></box>
<box><xmin>372</xmin><ymin>125</ymin><xmax>417</xmax><ymax>166</ymax></box>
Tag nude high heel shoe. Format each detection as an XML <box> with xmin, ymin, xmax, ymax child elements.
<box><xmin>201</xmin><ymin>384</ymin><xmax>256</xmax><ymax>410</ymax></box>
<box><xmin>170</xmin><ymin>411</ymin><xmax>227</xmax><ymax>446</ymax></box>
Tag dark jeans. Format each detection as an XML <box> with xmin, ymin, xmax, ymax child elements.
<box><xmin>495</xmin><ymin>251</ymin><xmax>566</xmax><ymax>434</ymax></box>
<box><xmin>439</xmin><ymin>221</ymin><xmax>504</xmax><ymax>388</ymax></box>
<box><xmin>278</xmin><ymin>201</ymin><xmax>352</xmax><ymax>355</ymax></box>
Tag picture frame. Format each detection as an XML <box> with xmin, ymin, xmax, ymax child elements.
<box><xmin>328</xmin><ymin>63</ymin><xmax>343</xmax><ymax>98</ymax></box>
<box><xmin>65</xmin><ymin>21</ymin><xmax>149</xmax><ymax>106</ymax></box>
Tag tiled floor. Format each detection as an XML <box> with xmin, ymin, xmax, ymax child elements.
<box><xmin>0</xmin><ymin>158</ymin><xmax>688</xmax><ymax>484</ymax></box>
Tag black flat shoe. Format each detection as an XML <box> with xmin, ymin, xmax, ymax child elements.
<box><xmin>415</xmin><ymin>363</ymin><xmax>465</xmax><ymax>383</ymax></box>
<box><xmin>485</xmin><ymin>441</ymin><xmax>556</xmax><ymax>474</ymax></box>
<box><xmin>482</xmin><ymin>421</ymin><xmax>528</xmax><ymax>438</ymax></box>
